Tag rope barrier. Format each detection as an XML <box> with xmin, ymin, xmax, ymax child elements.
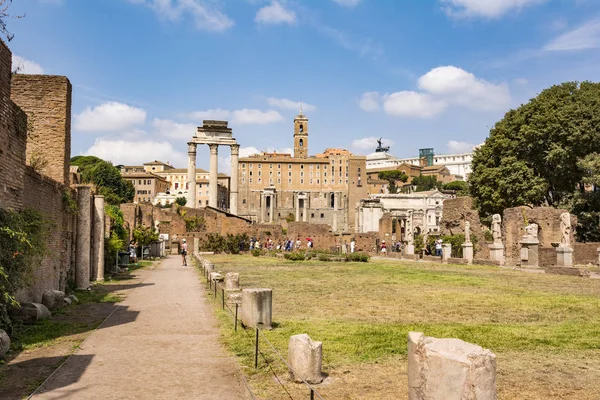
<box><xmin>198</xmin><ymin>256</ymin><xmax>325</xmax><ymax>400</ymax></box>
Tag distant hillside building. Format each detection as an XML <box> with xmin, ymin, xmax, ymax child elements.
<box><xmin>237</xmin><ymin>112</ymin><xmax>368</xmax><ymax>232</ymax></box>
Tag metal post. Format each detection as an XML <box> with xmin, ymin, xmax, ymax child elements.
<box><xmin>235</xmin><ymin>303</ymin><xmax>238</xmax><ymax>332</ymax></box>
<box><xmin>214</xmin><ymin>281</ymin><xmax>217</xmax><ymax>297</ymax></box>
<box><xmin>222</xmin><ymin>288</ymin><xmax>225</xmax><ymax>310</ymax></box>
<box><xmin>310</xmin><ymin>388</ymin><xmax>314</xmax><ymax>400</ymax></box>
<box><xmin>254</xmin><ymin>328</ymin><xmax>259</xmax><ymax>369</ymax></box>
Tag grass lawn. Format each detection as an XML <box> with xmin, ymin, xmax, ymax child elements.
<box><xmin>200</xmin><ymin>254</ymin><xmax>600</xmax><ymax>400</ymax></box>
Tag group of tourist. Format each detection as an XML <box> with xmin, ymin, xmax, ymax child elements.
<box><xmin>249</xmin><ymin>236</ymin><xmax>314</xmax><ymax>252</ymax></box>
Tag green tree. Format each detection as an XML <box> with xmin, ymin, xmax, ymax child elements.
<box><xmin>71</xmin><ymin>156</ymin><xmax>135</xmax><ymax>205</ymax></box>
<box><xmin>443</xmin><ymin>180</ymin><xmax>469</xmax><ymax>195</ymax></box>
<box><xmin>378</xmin><ymin>170</ymin><xmax>408</xmax><ymax>194</ymax></box>
<box><xmin>175</xmin><ymin>197</ymin><xmax>187</xmax><ymax>206</ymax></box>
<box><xmin>469</xmin><ymin>81</ymin><xmax>600</xmax><ymax>240</ymax></box>
<box><xmin>132</xmin><ymin>226</ymin><xmax>159</xmax><ymax>246</ymax></box>
<box><xmin>411</xmin><ymin>175</ymin><xmax>443</xmax><ymax>192</ymax></box>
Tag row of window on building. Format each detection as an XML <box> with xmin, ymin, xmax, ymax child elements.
<box><xmin>242</xmin><ymin>161</ymin><xmax>351</xmax><ymax>170</ymax></box>
<box><xmin>242</xmin><ymin>177</ymin><xmax>349</xmax><ymax>185</ymax></box>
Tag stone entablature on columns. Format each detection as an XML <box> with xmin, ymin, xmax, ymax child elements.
<box><xmin>187</xmin><ymin>120</ymin><xmax>239</xmax><ymax>212</ymax></box>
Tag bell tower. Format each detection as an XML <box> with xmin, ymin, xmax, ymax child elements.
<box><xmin>293</xmin><ymin>110</ymin><xmax>308</xmax><ymax>159</ymax></box>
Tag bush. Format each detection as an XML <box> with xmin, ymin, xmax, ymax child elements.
<box><xmin>252</xmin><ymin>249</ymin><xmax>262</xmax><ymax>257</ymax></box>
<box><xmin>441</xmin><ymin>234</ymin><xmax>465</xmax><ymax>258</ymax></box>
<box><xmin>318</xmin><ymin>254</ymin><xmax>331</xmax><ymax>262</ymax></box>
<box><xmin>345</xmin><ymin>253</ymin><xmax>370</xmax><ymax>262</ymax></box>
<box><xmin>201</xmin><ymin>233</ymin><xmax>249</xmax><ymax>254</ymax></box>
<box><xmin>284</xmin><ymin>252</ymin><xmax>306</xmax><ymax>261</ymax></box>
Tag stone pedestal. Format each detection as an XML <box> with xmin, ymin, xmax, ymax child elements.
<box><xmin>556</xmin><ymin>246</ymin><xmax>574</xmax><ymax>268</ymax></box>
<box><xmin>488</xmin><ymin>242</ymin><xmax>505</xmax><ymax>266</ymax></box>
<box><xmin>462</xmin><ymin>242</ymin><xmax>473</xmax><ymax>265</ymax></box>
<box><xmin>441</xmin><ymin>243</ymin><xmax>452</xmax><ymax>263</ymax></box>
<box><xmin>193</xmin><ymin>238</ymin><xmax>200</xmax><ymax>256</ymax></box>
<box><xmin>519</xmin><ymin>237</ymin><xmax>539</xmax><ymax>268</ymax></box>
<box><xmin>288</xmin><ymin>334</ymin><xmax>323</xmax><ymax>384</ymax></box>
<box><xmin>92</xmin><ymin>195</ymin><xmax>105</xmax><ymax>281</ymax></box>
<box><xmin>75</xmin><ymin>186</ymin><xmax>92</xmax><ymax>290</ymax></box>
<box><xmin>406</xmin><ymin>243</ymin><xmax>415</xmax><ymax>255</ymax></box>
<box><xmin>225</xmin><ymin>272</ymin><xmax>240</xmax><ymax>290</ymax></box>
<box><xmin>241</xmin><ymin>288</ymin><xmax>272</xmax><ymax>330</ymax></box>
<box><xmin>408</xmin><ymin>332</ymin><xmax>497</xmax><ymax>400</ymax></box>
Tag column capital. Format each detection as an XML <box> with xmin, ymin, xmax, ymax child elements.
<box><xmin>230</xmin><ymin>143</ymin><xmax>240</xmax><ymax>155</ymax></box>
<box><xmin>209</xmin><ymin>143</ymin><xmax>219</xmax><ymax>155</ymax></box>
<box><xmin>187</xmin><ymin>142</ymin><xmax>197</xmax><ymax>154</ymax></box>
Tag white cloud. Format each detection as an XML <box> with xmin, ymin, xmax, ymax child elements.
<box><xmin>383</xmin><ymin>91</ymin><xmax>447</xmax><ymax>119</ymax></box>
<box><xmin>12</xmin><ymin>55</ymin><xmax>44</xmax><ymax>74</ymax></box>
<box><xmin>441</xmin><ymin>0</ymin><xmax>547</xmax><ymax>18</ymax></box>
<box><xmin>219</xmin><ymin>146</ymin><xmax>292</xmax><ymax>174</ymax></box>
<box><xmin>352</xmin><ymin>137</ymin><xmax>394</xmax><ymax>153</ymax></box>
<box><xmin>447</xmin><ymin>140</ymin><xmax>476</xmax><ymax>154</ymax></box>
<box><xmin>131</xmin><ymin>0</ymin><xmax>234</xmax><ymax>32</ymax></box>
<box><xmin>188</xmin><ymin>108</ymin><xmax>232</xmax><ymax>121</ymax></box>
<box><xmin>331</xmin><ymin>0</ymin><xmax>361</xmax><ymax>7</ymax></box>
<box><xmin>359</xmin><ymin>91</ymin><xmax>380</xmax><ymax>112</ymax></box>
<box><xmin>152</xmin><ymin>118</ymin><xmax>196</xmax><ymax>139</ymax></box>
<box><xmin>417</xmin><ymin>66</ymin><xmax>510</xmax><ymax>111</ymax></box>
<box><xmin>267</xmin><ymin>97</ymin><xmax>316</xmax><ymax>112</ymax></box>
<box><xmin>240</xmin><ymin>146</ymin><xmax>261</xmax><ymax>158</ymax></box>
<box><xmin>84</xmin><ymin>138</ymin><xmax>186</xmax><ymax>166</ymax></box>
<box><xmin>514</xmin><ymin>78</ymin><xmax>529</xmax><ymax>85</ymax></box>
<box><xmin>544</xmin><ymin>18</ymin><xmax>600</xmax><ymax>51</ymax></box>
<box><xmin>232</xmin><ymin>109</ymin><xmax>284</xmax><ymax>125</ymax></box>
<box><xmin>187</xmin><ymin>108</ymin><xmax>284</xmax><ymax>125</ymax></box>
<box><xmin>255</xmin><ymin>2</ymin><xmax>296</xmax><ymax>25</ymax></box>
<box><xmin>74</xmin><ymin>102</ymin><xmax>147</xmax><ymax>132</ymax></box>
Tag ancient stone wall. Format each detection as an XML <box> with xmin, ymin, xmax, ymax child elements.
<box><xmin>440</xmin><ymin>197</ymin><xmax>489</xmax><ymax>258</ymax></box>
<box><xmin>17</xmin><ymin>167</ymin><xmax>75</xmax><ymax>301</ymax></box>
<box><xmin>539</xmin><ymin>247</ymin><xmax>555</xmax><ymax>268</ymax></box>
<box><xmin>574</xmin><ymin>243</ymin><xmax>600</xmax><ymax>265</ymax></box>
<box><xmin>0</xmin><ymin>39</ymin><xmax>27</xmax><ymax>210</ymax></box>
<box><xmin>503</xmin><ymin>207</ymin><xmax>575</xmax><ymax>265</ymax></box>
<box><xmin>11</xmin><ymin>74</ymin><xmax>72</xmax><ymax>186</ymax></box>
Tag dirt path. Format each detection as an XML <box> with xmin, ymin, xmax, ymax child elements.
<box><xmin>30</xmin><ymin>256</ymin><xmax>250</xmax><ymax>400</ymax></box>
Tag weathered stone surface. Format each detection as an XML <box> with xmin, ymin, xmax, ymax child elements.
<box><xmin>63</xmin><ymin>297</ymin><xmax>73</xmax><ymax>306</ymax></box>
<box><xmin>227</xmin><ymin>291</ymin><xmax>242</xmax><ymax>304</ymax></box>
<box><xmin>441</xmin><ymin>244</ymin><xmax>452</xmax><ymax>263</ymax></box>
<box><xmin>557</xmin><ymin>246</ymin><xmax>574</xmax><ymax>267</ymax></box>
<box><xmin>288</xmin><ymin>334</ymin><xmax>323</xmax><ymax>384</ymax></box>
<box><xmin>545</xmin><ymin>267</ymin><xmax>590</xmax><ymax>277</ymax></box>
<box><xmin>408</xmin><ymin>332</ymin><xmax>497</xmax><ymax>400</ymax></box>
<box><xmin>15</xmin><ymin>303</ymin><xmax>52</xmax><ymax>324</ymax></box>
<box><xmin>241</xmin><ymin>288</ymin><xmax>272</xmax><ymax>330</ymax></box>
<box><xmin>42</xmin><ymin>290</ymin><xmax>65</xmax><ymax>311</ymax></box>
<box><xmin>0</xmin><ymin>329</ymin><xmax>10</xmax><ymax>358</ymax></box>
<box><xmin>210</xmin><ymin>272</ymin><xmax>224</xmax><ymax>282</ymax></box>
<box><xmin>225</xmin><ymin>272</ymin><xmax>240</xmax><ymax>290</ymax></box>
<box><xmin>462</xmin><ymin>243</ymin><xmax>473</xmax><ymax>264</ymax></box>
<box><xmin>67</xmin><ymin>294</ymin><xmax>79</xmax><ymax>304</ymax></box>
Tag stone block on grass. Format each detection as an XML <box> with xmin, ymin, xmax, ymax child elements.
<box><xmin>288</xmin><ymin>334</ymin><xmax>323</xmax><ymax>384</ymax></box>
<box><xmin>241</xmin><ymin>288</ymin><xmax>272</xmax><ymax>330</ymax></box>
<box><xmin>14</xmin><ymin>303</ymin><xmax>51</xmax><ymax>324</ymax></box>
<box><xmin>225</xmin><ymin>273</ymin><xmax>240</xmax><ymax>290</ymax></box>
<box><xmin>408</xmin><ymin>332</ymin><xmax>497</xmax><ymax>400</ymax></box>
<box><xmin>0</xmin><ymin>329</ymin><xmax>10</xmax><ymax>358</ymax></box>
<box><xmin>42</xmin><ymin>290</ymin><xmax>65</xmax><ymax>311</ymax></box>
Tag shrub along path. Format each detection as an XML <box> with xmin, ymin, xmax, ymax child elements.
<box><xmin>30</xmin><ymin>256</ymin><xmax>249</xmax><ymax>400</ymax></box>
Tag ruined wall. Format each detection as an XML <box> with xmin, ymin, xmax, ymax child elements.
<box><xmin>539</xmin><ymin>247</ymin><xmax>555</xmax><ymax>268</ymax></box>
<box><xmin>440</xmin><ymin>197</ymin><xmax>489</xmax><ymax>258</ymax></box>
<box><xmin>574</xmin><ymin>243</ymin><xmax>600</xmax><ymax>265</ymax></box>
<box><xmin>17</xmin><ymin>167</ymin><xmax>75</xmax><ymax>301</ymax></box>
<box><xmin>0</xmin><ymin>39</ymin><xmax>27</xmax><ymax>210</ymax></box>
<box><xmin>11</xmin><ymin>74</ymin><xmax>72</xmax><ymax>186</ymax></box>
<box><xmin>503</xmin><ymin>207</ymin><xmax>575</xmax><ymax>265</ymax></box>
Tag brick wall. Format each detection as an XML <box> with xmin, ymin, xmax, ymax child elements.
<box><xmin>503</xmin><ymin>207</ymin><xmax>575</xmax><ymax>265</ymax></box>
<box><xmin>16</xmin><ymin>167</ymin><xmax>75</xmax><ymax>301</ymax></box>
<box><xmin>440</xmin><ymin>197</ymin><xmax>489</xmax><ymax>259</ymax></box>
<box><xmin>0</xmin><ymin>39</ymin><xmax>27</xmax><ymax>209</ymax></box>
<box><xmin>574</xmin><ymin>243</ymin><xmax>600</xmax><ymax>265</ymax></box>
<box><xmin>11</xmin><ymin>74</ymin><xmax>72</xmax><ymax>186</ymax></box>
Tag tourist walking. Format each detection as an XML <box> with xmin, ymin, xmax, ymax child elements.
<box><xmin>181</xmin><ymin>238</ymin><xmax>188</xmax><ymax>266</ymax></box>
<box><xmin>381</xmin><ymin>240</ymin><xmax>387</xmax><ymax>256</ymax></box>
<box><xmin>350</xmin><ymin>239</ymin><xmax>356</xmax><ymax>253</ymax></box>
<box><xmin>435</xmin><ymin>239</ymin><xmax>442</xmax><ymax>257</ymax></box>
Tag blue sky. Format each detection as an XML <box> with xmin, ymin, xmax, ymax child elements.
<box><xmin>7</xmin><ymin>0</ymin><xmax>600</xmax><ymax>172</ymax></box>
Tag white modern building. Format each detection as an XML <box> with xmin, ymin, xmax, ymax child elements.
<box><xmin>366</xmin><ymin>150</ymin><xmax>474</xmax><ymax>180</ymax></box>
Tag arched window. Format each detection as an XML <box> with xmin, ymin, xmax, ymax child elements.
<box><xmin>299</xmin><ymin>138</ymin><xmax>304</xmax><ymax>147</ymax></box>
<box><xmin>299</xmin><ymin>124</ymin><xmax>303</xmax><ymax>133</ymax></box>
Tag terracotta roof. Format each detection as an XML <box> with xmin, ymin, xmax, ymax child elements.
<box><xmin>158</xmin><ymin>168</ymin><xmax>209</xmax><ymax>174</ymax></box>
<box><xmin>122</xmin><ymin>172</ymin><xmax>168</xmax><ymax>181</ymax></box>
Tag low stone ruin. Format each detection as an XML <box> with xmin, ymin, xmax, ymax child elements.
<box><xmin>42</xmin><ymin>290</ymin><xmax>65</xmax><ymax>311</ymax></box>
<box><xmin>13</xmin><ymin>303</ymin><xmax>51</xmax><ymax>324</ymax></box>
<box><xmin>0</xmin><ymin>329</ymin><xmax>10</xmax><ymax>358</ymax></box>
<box><xmin>241</xmin><ymin>288</ymin><xmax>272</xmax><ymax>330</ymax></box>
<box><xmin>288</xmin><ymin>334</ymin><xmax>323</xmax><ymax>384</ymax></box>
<box><xmin>408</xmin><ymin>332</ymin><xmax>497</xmax><ymax>400</ymax></box>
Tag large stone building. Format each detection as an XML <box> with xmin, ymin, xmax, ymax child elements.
<box><xmin>121</xmin><ymin>161</ymin><xmax>230</xmax><ymax>208</ymax></box>
<box><xmin>367</xmin><ymin>148</ymin><xmax>474</xmax><ymax>180</ymax></box>
<box><xmin>121</xmin><ymin>171</ymin><xmax>170</xmax><ymax>204</ymax></box>
<box><xmin>237</xmin><ymin>113</ymin><xmax>368</xmax><ymax>232</ymax></box>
